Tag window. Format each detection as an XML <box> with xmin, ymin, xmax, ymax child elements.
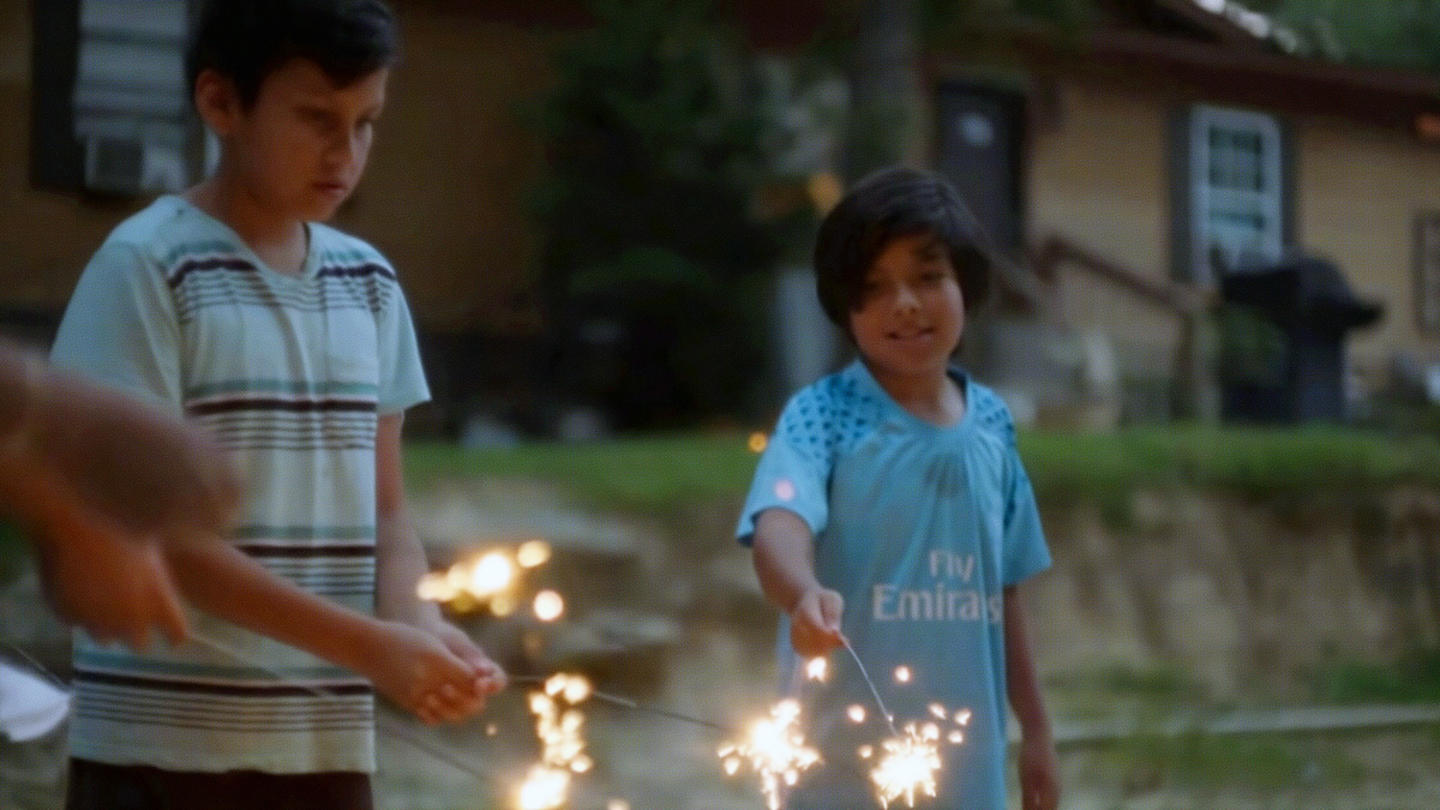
<box><xmin>1188</xmin><ymin>105</ymin><xmax>1284</xmax><ymax>285</ymax></box>
<box><xmin>32</xmin><ymin>0</ymin><xmax>196</xmax><ymax>194</ymax></box>
<box><xmin>1417</xmin><ymin>211</ymin><xmax>1440</xmax><ymax>335</ymax></box>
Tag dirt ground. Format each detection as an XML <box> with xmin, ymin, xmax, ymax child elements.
<box><xmin>5</xmin><ymin>478</ymin><xmax>1440</xmax><ymax>809</ymax></box>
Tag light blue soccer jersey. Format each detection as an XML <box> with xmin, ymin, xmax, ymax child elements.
<box><xmin>737</xmin><ymin>359</ymin><xmax>1050</xmax><ymax>809</ymax></box>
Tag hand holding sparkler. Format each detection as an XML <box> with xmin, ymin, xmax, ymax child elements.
<box><xmin>788</xmin><ymin>585</ymin><xmax>846</xmax><ymax>658</ymax></box>
<box><xmin>356</xmin><ymin>619</ymin><xmax>501</xmax><ymax>725</ymax></box>
<box><xmin>426</xmin><ymin>618</ymin><xmax>508</xmax><ymax>697</ymax></box>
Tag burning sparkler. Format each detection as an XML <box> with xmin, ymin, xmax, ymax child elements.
<box><xmin>869</xmin><ymin>722</ymin><xmax>942</xmax><ymax>809</ymax></box>
<box><xmin>835</xmin><ymin>646</ymin><xmax>974</xmax><ymax>809</ymax></box>
<box><xmin>717</xmin><ymin>698</ymin><xmax>822</xmax><ymax>810</ymax></box>
<box><xmin>515</xmin><ymin>673</ymin><xmax>595</xmax><ymax>810</ymax></box>
<box><xmin>417</xmin><ymin>540</ymin><xmax>555</xmax><ymax>617</ymax></box>
<box><xmin>533</xmin><ymin>590</ymin><xmax>565</xmax><ymax>622</ymax></box>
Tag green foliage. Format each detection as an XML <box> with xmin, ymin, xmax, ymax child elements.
<box><xmin>405</xmin><ymin>434</ymin><xmax>763</xmax><ymax>512</ymax></box>
<box><xmin>1216</xmin><ymin>305</ymin><xmax>1287</xmax><ymax>387</ymax></box>
<box><xmin>531</xmin><ymin>0</ymin><xmax>784</xmax><ymax>426</ymax></box>
<box><xmin>0</xmin><ymin>520</ymin><xmax>29</xmax><ymax>586</ymax></box>
<box><xmin>1312</xmin><ymin>648</ymin><xmax>1440</xmax><ymax>705</ymax></box>
<box><xmin>1093</xmin><ymin>731</ymin><xmax>1367</xmax><ymax>791</ymax></box>
<box><xmin>1019</xmin><ymin>425</ymin><xmax>1440</xmax><ymax>503</ymax></box>
<box><xmin>1273</xmin><ymin>0</ymin><xmax>1440</xmax><ymax>74</ymax></box>
<box><xmin>406</xmin><ymin>426</ymin><xmax>1440</xmax><ymax>511</ymax></box>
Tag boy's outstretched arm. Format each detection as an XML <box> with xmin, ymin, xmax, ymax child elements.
<box><xmin>374</xmin><ymin>413</ymin><xmax>507</xmax><ymax>719</ymax></box>
<box><xmin>752</xmin><ymin>508</ymin><xmax>844</xmax><ymax>658</ymax></box>
<box><xmin>1004</xmin><ymin>584</ymin><xmax>1059</xmax><ymax>810</ymax></box>
<box><xmin>164</xmin><ymin>531</ymin><xmax>482</xmax><ymax>724</ymax></box>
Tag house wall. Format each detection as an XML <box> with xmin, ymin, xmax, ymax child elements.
<box><xmin>0</xmin><ymin>0</ymin><xmax>140</xmax><ymax>315</ymax></box>
<box><xmin>1026</xmin><ymin>76</ymin><xmax>1185</xmax><ymax>380</ymax></box>
<box><xmin>1026</xmin><ymin>71</ymin><xmax>1440</xmax><ymax>388</ymax></box>
<box><xmin>0</xmin><ymin>0</ymin><xmax>555</xmax><ymax>335</ymax></box>
<box><xmin>1295</xmin><ymin>116</ymin><xmax>1440</xmax><ymax>373</ymax></box>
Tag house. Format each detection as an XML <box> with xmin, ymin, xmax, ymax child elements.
<box><xmin>925</xmin><ymin>0</ymin><xmax>1440</xmax><ymax>416</ymax></box>
<box><xmin>5</xmin><ymin>0</ymin><xmax>1439</xmax><ymax>426</ymax></box>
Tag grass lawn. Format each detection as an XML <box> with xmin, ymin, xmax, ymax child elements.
<box><xmin>403</xmin><ymin>425</ymin><xmax>1440</xmax><ymax>511</ymax></box>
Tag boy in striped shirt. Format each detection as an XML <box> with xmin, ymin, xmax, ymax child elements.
<box><xmin>51</xmin><ymin>2</ymin><xmax>504</xmax><ymax>807</ymax></box>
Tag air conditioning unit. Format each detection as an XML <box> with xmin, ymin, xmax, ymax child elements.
<box><xmin>83</xmin><ymin>137</ymin><xmax>186</xmax><ymax>195</ymax></box>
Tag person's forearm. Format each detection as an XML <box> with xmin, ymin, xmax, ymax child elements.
<box><xmin>1004</xmin><ymin>586</ymin><xmax>1052</xmax><ymax>736</ymax></box>
<box><xmin>752</xmin><ymin>509</ymin><xmax>824</xmax><ymax>612</ymax></box>
<box><xmin>165</xmin><ymin>537</ymin><xmax>379</xmax><ymax>672</ymax></box>
<box><xmin>375</xmin><ymin>509</ymin><xmax>443</xmax><ymax>628</ymax></box>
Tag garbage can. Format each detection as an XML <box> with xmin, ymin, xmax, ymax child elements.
<box><xmin>1219</xmin><ymin>253</ymin><xmax>1383</xmax><ymax>423</ymax></box>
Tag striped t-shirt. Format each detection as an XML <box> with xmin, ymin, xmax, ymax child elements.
<box><xmin>50</xmin><ymin>195</ymin><xmax>430</xmax><ymax>773</ymax></box>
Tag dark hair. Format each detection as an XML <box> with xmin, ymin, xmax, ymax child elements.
<box><xmin>186</xmin><ymin>0</ymin><xmax>400</xmax><ymax>108</ymax></box>
<box><xmin>813</xmin><ymin>167</ymin><xmax>992</xmax><ymax>329</ymax></box>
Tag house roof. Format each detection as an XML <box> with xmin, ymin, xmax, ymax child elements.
<box><xmin>942</xmin><ymin>1</ymin><xmax>1440</xmax><ymax>140</ymax></box>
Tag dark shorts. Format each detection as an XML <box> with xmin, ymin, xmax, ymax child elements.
<box><xmin>66</xmin><ymin>758</ymin><xmax>373</xmax><ymax>810</ymax></box>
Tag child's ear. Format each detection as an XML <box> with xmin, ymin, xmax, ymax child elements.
<box><xmin>193</xmin><ymin>69</ymin><xmax>242</xmax><ymax>137</ymax></box>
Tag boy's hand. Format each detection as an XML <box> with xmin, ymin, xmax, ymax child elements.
<box><xmin>1019</xmin><ymin>732</ymin><xmax>1060</xmax><ymax>810</ymax></box>
<box><xmin>428</xmin><ymin>620</ymin><xmax>507</xmax><ymax>699</ymax></box>
<box><xmin>361</xmin><ymin>620</ymin><xmax>494</xmax><ymax>725</ymax></box>
<box><xmin>789</xmin><ymin>586</ymin><xmax>845</xmax><ymax>658</ymax></box>
<box><xmin>34</xmin><ymin>508</ymin><xmax>188</xmax><ymax>649</ymax></box>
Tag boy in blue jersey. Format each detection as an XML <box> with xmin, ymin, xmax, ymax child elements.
<box><xmin>739</xmin><ymin>167</ymin><xmax>1059</xmax><ymax>809</ymax></box>
<box><xmin>51</xmin><ymin>2</ymin><xmax>504</xmax><ymax>807</ymax></box>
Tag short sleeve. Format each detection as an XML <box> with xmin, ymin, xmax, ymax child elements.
<box><xmin>375</xmin><ymin>282</ymin><xmax>430</xmax><ymax>415</ymax></box>
<box><xmin>1000</xmin><ymin>416</ymin><xmax>1051</xmax><ymax>586</ymax></box>
<box><xmin>735</xmin><ymin>397</ymin><xmax>834</xmax><ymax>546</ymax></box>
<box><xmin>50</xmin><ymin>242</ymin><xmax>183</xmax><ymax>415</ymax></box>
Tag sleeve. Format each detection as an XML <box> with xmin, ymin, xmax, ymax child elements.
<box><xmin>49</xmin><ymin>241</ymin><xmax>183</xmax><ymax>415</ymax></box>
<box><xmin>1000</xmin><ymin>411</ymin><xmax>1051</xmax><ymax>586</ymax></box>
<box><xmin>734</xmin><ymin>393</ymin><xmax>833</xmax><ymax>546</ymax></box>
<box><xmin>375</xmin><ymin>280</ymin><xmax>431</xmax><ymax>415</ymax></box>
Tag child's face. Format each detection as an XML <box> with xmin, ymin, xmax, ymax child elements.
<box><xmin>207</xmin><ymin>59</ymin><xmax>388</xmax><ymax>223</ymax></box>
<box><xmin>848</xmin><ymin>232</ymin><xmax>965</xmax><ymax>383</ymax></box>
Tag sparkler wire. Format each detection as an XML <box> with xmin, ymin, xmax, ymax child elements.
<box><xmin>842</xmin><ymin>637</ymin><xmax>899</xmax><ymax>736</ymax></box>
<box><xmin>509</xmin><ymin>675</ymin><xmax>732</xmax><ymax>733</ymax></box>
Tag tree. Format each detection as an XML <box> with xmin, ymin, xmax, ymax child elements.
<box><xmin>1271</xmin><ymin>0</ymin><xmax>1440</xmax><ymax>74</ymax></box>
<box><xmin>532</xmin><ymin>0</ymin><xmax>783</xmax><ymax>428</ymax></box>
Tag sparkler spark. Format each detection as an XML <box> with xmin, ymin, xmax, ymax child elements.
<box><xmin>533</xmin><ymin>590</ymin><xmax>565</xmax><ymax>622</ymax></box>
<box><xmin>847</xmin><ymin>704</ymin><xmax>867</xmax><ymax>724</ymax></box>
<box><xmin>805</xmin><ymin>657</ymin><xmax>829</xmax><ymax>682</ymax></box>
<box><xmin>517</xmin><ymin>540</ymin><xmax>552</xmax><ymax>568</ymax></box>
<box><xmin>893</xmin><ymin>666</ymin><xmax>912</xmax><ymax>684</ymax></box>
<box><xmin>516</xmin><ymin>673</ymin><xmax>594</xmax><ymax>810</ymax></box>
<box><xmin>419</xmin><ymin>541</ymin><xmax>558</xmax><ymax>617</ymax></box>
<box><xmin>855</xmin><ymin>696</ymin><xmax>973</xmax><ymax>809</ymax></box>
<box><xmin>717</xmin><ymin>699</ymin><xmax>821</xmax><ymax>810</ymax></box>
<box><xmin>869</xmin><ymin>723</ymin><xmax>942</xmax><ymax>809</ymax></box>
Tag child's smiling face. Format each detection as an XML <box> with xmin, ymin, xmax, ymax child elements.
<box><xmin>848</xmin><ymin>231</ymin><xmax>965</xmax><ymax>383</ymax></box>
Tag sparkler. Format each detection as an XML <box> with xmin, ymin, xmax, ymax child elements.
<box><xmin>514</xmin><ymin>673</ymin><xmax>595</xmax><ymax>810</ymax></box>
<box><xmin>869</xmin><ymin>722</ymin><xmax>942</xmax><ymax>809</ymax></box>
<box><xmin>835</xmin><ymin>644</ymin><xmax>975</xmax><ymax>809</ymax></box>
<box><xmin>533</xmin><ymin>590</ymin><xmax>565</xmax><ymax>622</ymax></box>
<box><xmin>417</xmin><ymin>540</ymin><xmax>554</xmax><ymax>617</ymax></box>
<box><xmin>841</xmin><ymin>638</ymin><xmax>898</xmax><ymax>736</ymax></box>
<box><xmin>716</xmin><ymin>698</ymin><xmax>822</xmax><ymax>810</ymax></box>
